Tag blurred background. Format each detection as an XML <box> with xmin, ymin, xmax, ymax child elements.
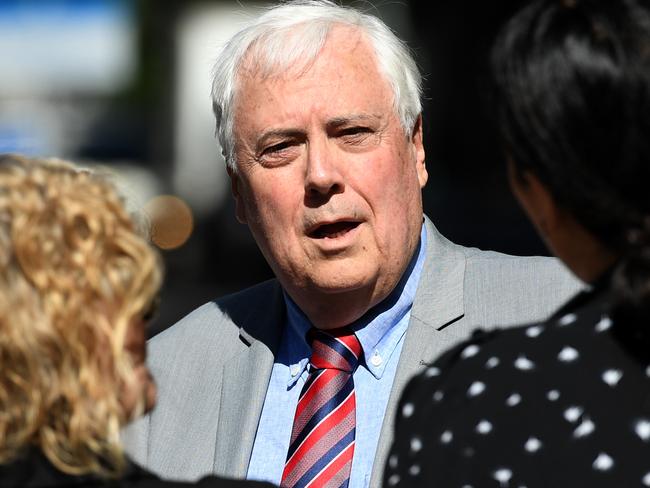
<box><xmin>0</xmin><ymin>0</ymin><xmax>545</xmax><ymax>337</ymax></box>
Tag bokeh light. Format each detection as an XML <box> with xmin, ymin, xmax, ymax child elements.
<box><xmin>145</xmin><ymin>195</ymin><xmax>194</xmax><ymax>250</ymax></box>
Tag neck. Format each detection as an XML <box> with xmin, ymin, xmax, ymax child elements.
<box><xmin>287</xmin><ymin>224</ymin><xmax>424</xmax><ymax>330</ymax></box>
<box><xmin>573</xmin><ymin>249</ymin><xmax>618</xmax><ymax>285</ymax></box>
<box><xmin>291</xmin><ymin>247</ymin><xmax>423</xmax><ymax>330</ymax></box>
<box><xmin>548</xmin><ymin>217</ymin><xmax>618</xmax><ymax>284</ymax></box>
<box><xmin>291</xmin><ymin>285</ymin><xmax>383</xmax><ymax>330</ymax></box>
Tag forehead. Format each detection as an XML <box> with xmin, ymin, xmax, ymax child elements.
<box><xmin>233</xmin><ymin>26</ymin><xmax>396</xmax><ymax>129</ymax></box>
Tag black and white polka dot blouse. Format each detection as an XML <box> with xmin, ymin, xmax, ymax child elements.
<box><xmin>384</xmin><ymin>279</ymin><xmax>650</xmax><ymax>487</ymax></box>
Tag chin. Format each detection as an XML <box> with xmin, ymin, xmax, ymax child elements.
<box><xmin>308</xmin><ymin>268</ymin><xmax>375</xmax><ymax>295</ymax></box>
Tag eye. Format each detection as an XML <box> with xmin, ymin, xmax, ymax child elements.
<box><xmin>257</xmin><ymin>139</ymin><xmax>301</xmax><ymax>167</ymax></box>
<box><xmin>335</xmin><ymin>126</ymin><xmax>377</xmax><ymax>149</ymax></box>
<box><xmin>338</xmin><ymin>126</ymin><xmax>372</xmax><ymax>137</ymax></box>
<box><xmin>262</xmin><ymin>140</ymin><xmax>293</xmax><ymax>156</ymax></box>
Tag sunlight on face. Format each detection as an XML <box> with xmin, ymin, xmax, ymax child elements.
<box><xmin>230</xmin><ymin>26</ymin><xmax>427</xmax><ymax>326</ymax></box>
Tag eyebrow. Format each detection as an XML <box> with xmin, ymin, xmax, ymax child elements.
<box><xmin>255</xmin><ymin>114</ymin><xmax>383</xmax><ymax>147</ymax></box>
<box><xmin>256</xmin><ymin>129</ymin><xmax>304</xmax><ymax>149</ymax></box>
<box><xmin>326</xmin><ymin>114</ymin><xmax>382</xmax><ymax>128</ymax></box>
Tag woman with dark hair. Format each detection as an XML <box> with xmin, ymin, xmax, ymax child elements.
<box><xmin>383</xmin><ymin>0</ymin><xmax>650</xmax><ymax>486</ymax></box>
<box><xmin>0</xmin><ymin>154</ymin><xmax>274</xmax><ymax>488</ymax></box>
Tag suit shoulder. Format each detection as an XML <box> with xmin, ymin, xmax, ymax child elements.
<box><xmin>148</xmin><ymin>279</ymin><xmax>282</xmax><ymax>354</ymax></box>
<box><xmin>464</xmin><ymin>248</ymin><xmax>578</xmax><ymax>284</ymax></box>
<box><xmin>460</xmin><ymin>249</ymin><xmax>584</xmax><ymax>326</ymax></box>
<box><xmin>463</xmin><ymin>246</ymin><xmax>556</xmax><ymax>264</ymax></box>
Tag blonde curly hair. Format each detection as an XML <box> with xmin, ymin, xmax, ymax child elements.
<box><xmin>0</xmin><ymin>154</ymin><xmax>162</xmax><ymax>478</ymax></box>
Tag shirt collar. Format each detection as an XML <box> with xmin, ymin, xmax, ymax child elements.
<box><xmin>282</xmin><ymin>297</ymin><xmax>312</xmax><ymax>388</ymax></box>
<box><xmin>351</xmin><ymin>223</ymin><xmax>427</xmax><ymax>378</ymax></box>
<box><xmin>282</xmin><ymin>222</ymin><xmax>428</xmax><ymax>385</ymax></box>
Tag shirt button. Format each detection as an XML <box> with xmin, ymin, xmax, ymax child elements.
<box><xmin>290</xmin><ymin>365</ymin><xmax>300</xmax><ymax>377</ymax></box>
<box><xmin>371</xmin><ymin>352</ymin><xmax>382</xmax><ymax>366</ymax></box>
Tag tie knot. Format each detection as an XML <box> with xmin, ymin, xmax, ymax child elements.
<box><xmin>308</xmin><ymin>327</ymin><xmax>362</xmax><ymax>373</ymax></box>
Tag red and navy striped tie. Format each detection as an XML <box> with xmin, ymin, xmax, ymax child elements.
<box><xmin>280</xmin><ymin>327</ymin><xmax>362</xmax><ymax>488</ymax></box>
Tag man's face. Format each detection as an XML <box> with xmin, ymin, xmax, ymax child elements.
<box><xmin>230</xmin><ymin>26</ymin><xmax>427</xmax><ymax>325</ymax></box>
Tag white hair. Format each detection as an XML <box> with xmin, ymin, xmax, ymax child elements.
<box><xmin>211</xmin><ymin>0</ymin><xmax>423</xmax><ymax>170</ymax></box>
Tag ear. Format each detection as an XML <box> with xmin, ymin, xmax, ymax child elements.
<box><xmin>227</xmin><ymin>166</ymin><xmax>248</xmax><ymax>224</ymax></box>
<box><xmin>411</xmin><ymin>115</ymin><xmax>428</xmax><ymax>188</ymax></box>
<box><xmin>507</xmin><ymin>160</ymin><xmax>558</xmax><ymax>240</ymax></box>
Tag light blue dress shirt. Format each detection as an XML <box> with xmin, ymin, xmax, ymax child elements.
<box><xmin>247</xmin><ymin>224</ymin><xmax>427</xmax><ymax>487</ymax></box>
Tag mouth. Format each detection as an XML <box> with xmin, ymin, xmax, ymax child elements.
<box><xmin>307</xmin><ymin>220</ymin><xmax>362</xmax><ymax>239</ymax></box>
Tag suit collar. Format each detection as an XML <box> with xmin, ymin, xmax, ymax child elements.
<box><xmin>369</xmin><ymin>215</ymin><xmax>467</xmax><ymax>486</ymax></box>
<box><xmin>221</xmin><ymin>216</ymin><xmax>468</xmax><ymax>483</ymax></box>
<box><xmin>214</xmin><ymin>281</ymin><xmax>286</xmax><ymax>477</ymax></box>
<box><xmin>236</xmin><ymin>279</ymin><xmax>286</xmax><ymax>350</ymax></box>
<box><xmin>411</xmin><ymin>216</ymin><xmax>466</xmax><ymax>330</ymax></box>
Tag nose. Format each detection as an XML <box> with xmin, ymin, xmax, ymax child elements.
<box><xmin>304</xmin><ymin>137</ymin><xmax>344</xmax><ymax>200</ymax></box>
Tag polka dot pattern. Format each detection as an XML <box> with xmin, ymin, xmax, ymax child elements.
<box><xmin>593</xmin><ymin>453</ymin><xmax>614</xmax><ymax>471</ymax></box>
<box><xmin>643</xmin><ymin>472</ymin><xmax>650</xmax><ymax>486</ymax></box>
<box><xmin>558</xmin><ymin>346</ymin><xmax>579</xmax><ymax>362</ymax></box>
<box><xmin>425</xmin><ymin>366</ymin><xmax>441</xmax><ymax>377</ymax></box>
<box><xmin>410</xmin><ymin>437</ymin><xmax>423</xmax><ymax>452</ymax></box>
<box><xmin>547</xmin><ymin>389</ymin><xmax>560</xmax><ymax>401</ymax></box>
<box><xmin>506</xmin><ymin>393</ymin><xmax>521</xmax><ymax>407</ymax></box>
<box><xmin>635</xmin><ymin>419</ymin><xmax>650</xmax><ymax>441</ymax></box>
<box><xmin>573</xmin><ymin>418</ymin><xmax>595</xmax><ymax>438</ymax></box>
<box><xmin>467</xmin><ymin>381</ymin><xmax>486</xmax><ymax>397</ymax></box>
<box><xmin>385</xmin><ymin>286</ymin><xmax>650</xmax><ymax>487</ymax></box>
<box><xmin>558</xmin><ymin>313</ymin><xmax>577</xmax><ymax>326</ymax></box>
<box><xmin>595</xmin><ymin>316</ymin><xmax>612</xmax><ymax>332</ymax></box>
<box><xmin>514</xmin><ymin>356</ymin><xmax>535</xmax><ymax>370</ymax></box>
<box><xmin>524</xmin><ymin>437</ymin><xmax>542</xmax><ymax>453</ymax></box>
<box><xmin>526</xmin><ymin>325</ymin><xmax>544</xmax><ymax>338</ymax></box>
<box><xmin>476</xmin><ymin>420</ymin><xmax>492</xmax><ymax>434</ymax></box>
<box><xmin>408</xmin><ymin>464</ymin><xmax>421</xmax><ymax>476</ymax></box>
<box><xmin>493</xmin><ymin>468</ymin><xmax>512</xmax><ymax>485</ymax></box>
<box><xmin>440</xmin><ymin>430</ymin><xmax>453</xmax><ymax>444</ymax></box>
<box><xmin>461</xmin><ymin>344</ymin><xmax>480</xmax><ymax>359</ymax></box>
<box><xmin>563</xmin><ymin>406</ymin><xmax>583</xmax><ymax>423</ymax></box>
<box><xmin>401</xmin><ymin>403</ymin><xmax>414</xmax><ymax>418</ymax></box>
<box><xmin>485</xmin><ymin>357</ymin><xmax>500</xmax><ymax>369</ymax></box>
<box><xmin>602</xmin><ymin>369</ymin><xmax>623</xmax><ymax>387</ymax></box>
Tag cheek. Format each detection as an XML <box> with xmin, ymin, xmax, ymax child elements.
<box><xmin>240</xmin><ymin>180</ymin><xmax>308</xmax><ymax>272</ymax></box>
<box><xmin>362</xmin><ymin>153</ymin><xmax>417</xmax><ymax>213</ymax></box>
<box><xmin>244</xmin><ymin>174</ymin><xmax>303</xmax><ymax>233</ymax></box>
<box><xmin>142</xmin><ymin>367</ymin><xmax>157</xmax><ymax>413</ymax></box>
<box><xmin>362</xmin><ymin>153</ymin><xmax>422</xmax><ymax>242</ymax></box>
<box><xmin>121</xmin><ymin>365</ymin><xmax>157</xmax><ymax>418</ymax></box>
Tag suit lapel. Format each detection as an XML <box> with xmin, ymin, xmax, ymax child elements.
<box><xmin>213</xmin><ymin>283</ymin><xmax>286</xmax><ymax>477</ymax></box>
<box><xmin>369</xmin><ymin>217</ymin><xmax>466</xmax><ymax>486</ymax></box>
<box><xmin>210</xmin><ymin>218</ymin><xmax>467</xmax><ymax>482</ymax></box>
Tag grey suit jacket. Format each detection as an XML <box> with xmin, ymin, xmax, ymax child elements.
<box><xmin>124</xmin><ymin>217</ymin><xmax>582</xmax><ymax>486</ymax></box>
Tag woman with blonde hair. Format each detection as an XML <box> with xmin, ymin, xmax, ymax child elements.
<box><xmin>0</xmin><ymin>154</ymin><xmax>273</xmax><ymax>488</ymax></box>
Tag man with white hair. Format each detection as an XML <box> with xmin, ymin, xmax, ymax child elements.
<box><xmin>124</xmin><ymin>1</ymin><xmax>581</xmax><ymax>487</ymax></box>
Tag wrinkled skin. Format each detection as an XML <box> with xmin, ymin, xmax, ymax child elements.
<box><xmin>230</xmin><ymin>26</ymin><xmax>427</xmax><ymax>329</ymax></box>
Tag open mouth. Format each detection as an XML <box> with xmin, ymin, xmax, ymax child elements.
<box><xmin>308</xmin><ymin>221</ymin><xmax>361</xmax><ymax>239</ymax></box>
